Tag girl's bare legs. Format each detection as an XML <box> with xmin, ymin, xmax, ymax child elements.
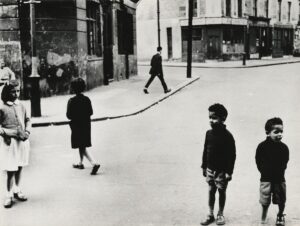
<box><xmin>81</xmin><ymin>147</ymin><xmax>95</xmax><ymax>165</ymax></box>
<box><xmin>13</xmin><ymin>167</ymin><xmax>27</xmax><ymax>201</ymax></box>
<box><xmin>4</xmin><ymin>171</ymin><xmax>15</xmax><ymax>208</ymax></box>
<box><xmin>6</xmin><ymin>171</ymin><xmax>14</xmax><ymax>196</ymax></box>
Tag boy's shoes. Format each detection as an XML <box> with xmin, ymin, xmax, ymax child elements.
<box><xmin>143</xmin><ymin>88</ymin><xmax>149</xmax><ymax>94</ymax></box>
<box><xmin>3</xmin><ymin>197</ymin><xmax>13</xmax><ymax>208</ymax></box>
<box><xmin>276</xmin><ymin>214</ymin><xmax>285</xmax><ymax>226</ymax></box>
<box><xmin>164</xmin><ymin>89</ymin><xmax>171</xmax><ymax>94</ymax></box>
<box><xmin>91</xmin><ymin>164</ymin><xmax>100</xmax><ymax>175</ymax></box>
<box><xmin>260</xmin><ymin>219</ymin><xmax>268</xmax><ymax>225</ymax></box>
<box><xmin>216</xmin><ymin>214</ymin><xmax>226</xmax><ymax>225</ymax></box>
<box><xmin>13</xmin><ymin>192</ymin><xmax>28</xmax><ymax>202</ymax></box>
<box><xmin>73</xmin><ymin>164</ymin><xmax>84</xmax><ymax>169</ymax></box>
<box><xmin>200</xmin><ymin>215</ymin><xmax>215</xmax><ymax>225</ymax></box>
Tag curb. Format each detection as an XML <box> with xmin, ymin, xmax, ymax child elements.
<box><xmin>138</xmin><ymin>60</ymin><xmax>300</xmax><ymax>69</ymax></box>
<box><xmin>31</xmin><ymin>76</ymin><xmax>200</xmax><ymax>128</ymax></box>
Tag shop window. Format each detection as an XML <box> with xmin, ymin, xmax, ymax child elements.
<box><xmin>86</xmin><ymin>0</ymin><xmax>102</xmax><ymax>56</ymax></box>
<box><xmin>182</xmin><ymin>26</ymin><xmax>202</xmax><ymax>41</ymax></box>
<box><xmin>117</xmin><ymin>10</ymin><xmax>134</xmax><ymax>54</ymax></box>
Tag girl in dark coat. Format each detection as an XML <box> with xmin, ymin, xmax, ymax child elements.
<box><xmin>66</xmin><ymin>78</ymin><xmax>100</xmax><ymax>175</ymax></box>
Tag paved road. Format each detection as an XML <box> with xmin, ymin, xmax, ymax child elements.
<box><xmin>1</xmin><ymin>64</ymin><xmax>300</xmax><ymax>226</ymax></box>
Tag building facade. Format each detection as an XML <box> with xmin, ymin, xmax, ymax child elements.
<box><xmin>0</xmin><ymin>0</ymin><xmax>139</xmax><ymax>98</ymax></box>
<box><xmin>137</xmin><ymin>0</ymin><xmax>299</xmax><ymax>61</ymax></box>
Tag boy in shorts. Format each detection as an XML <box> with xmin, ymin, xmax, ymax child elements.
<box><xmin>255</xmin><ymin>117</ymin><xmax>289</xmax><ymax>226</ymax></box>
<box><xmin>201</xmin><ymin>103</ymin><xmax>236</xmax><ymax>225</ymax></box>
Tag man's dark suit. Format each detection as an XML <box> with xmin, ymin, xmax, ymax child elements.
<box><xmin>145</xmin><ymin>53</ymin><xmax>168</xmax><ymax>91</ymax></box>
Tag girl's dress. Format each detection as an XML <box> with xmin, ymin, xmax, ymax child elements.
<box><xmin>0</xmin><ymin>100</ymin><xmax>30</xmax><ymax>171</ymax></box>
<box><xmin>66</xmin><ymin>94</ymin><xmax>93</xmax><ymax>149</ymax></box>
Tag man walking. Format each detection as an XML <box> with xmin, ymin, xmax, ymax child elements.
<box><xmin>143</xmin><ymin>47</ymin><xmax>171</xmax><ymax>94</ymax></box>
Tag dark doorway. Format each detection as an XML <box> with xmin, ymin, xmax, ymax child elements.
<box><xmin>167</xmin><ymin>27</ymin><xmax>173</xmax><ymax>59</ymax></box>
<box><xmin>207</xmin><ymin>36</ymin><xmax>220</xmax><ymax>59</ymax></box>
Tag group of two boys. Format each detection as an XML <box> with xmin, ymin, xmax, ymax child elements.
<box><xmin>201</xmin><ymin>103</ymin><xmax>289</xmax><ymax>226</ymax></box>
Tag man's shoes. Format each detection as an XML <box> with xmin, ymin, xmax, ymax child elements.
<box><xmin>143</xmin><ymin>88</ymin><xmax>149</xmax><ymax>94</ymax></box>
<box><xmin>73</xmin><ymin>164</ymin><xmax>84</xmax><ymax>169</ymax></box>
<box><xmin>200</xmin><ymin>215</ymin><xmax>215</xmax><ymax>225</ymax></box>
<box><xmin>164</xmin><ymin>89</ymin><xmax>171</xmax><ymax>94</ymax></box>
<box><xmin>13</xmin><ymin>192</ymin><xmax>28</xmax><ymax>202</ymax></box>
<box><xmin>3</xmin><ymin>197</ymin><xmax>13</xmax><ymax>208</ymax></box>
<box><xmin>91</xmin><ymin>164</ymin><xmax>100</xmax><ymax>175</ymax></box>
<box><xmin>216</xmin><ymin>214</ymin><xmax>225</xmax><ymax>225</ymax></box>
<box><xmin>276</xmin><ymin>214</ymin><xmax>285</xmax><ymax>226</ymax></box>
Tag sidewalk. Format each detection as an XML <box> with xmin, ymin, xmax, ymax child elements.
<box><xmin>26</xmin><ymin>56</ymin><xmax>300</xmax><ymax>127</ymax></box>
<box><xmin>26</xmin><ymin>71</ymin><xmax>200</xmax><ymax>127</ymax></box>
<box><xmin>139</xmin><ymin>55</ymin><xmax>300</xmax><ymax>68</ymax></box>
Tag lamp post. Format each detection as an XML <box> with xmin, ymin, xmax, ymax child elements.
<box><xmin>186</xmin><ymin>0</ymin><xmax>193</xmax><ymax>78</ymax></box>
<box><xmin>24</xmin><ymin>0</ymin><xmax>41</xmax><ymax>117</ymax></box>
<box><xmin>157</xmin><ymin>0</ymin><xmax>161</xmax><ymax>47</ymax></box>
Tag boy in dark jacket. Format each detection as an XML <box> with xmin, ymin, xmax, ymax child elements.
<box><xmin>201</xmin><ymin>103</ymin><xmax>236</xmax><ymax>225</ymax></box>
<box><xmin>255</xmin><ymin>117</ymin><xmax>289</xmax><ymax>226</ymax></box>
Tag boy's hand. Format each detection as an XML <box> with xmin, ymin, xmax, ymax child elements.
<box><xmin>202</xmin><ymin>168</ymin><xmax>207</xmax><ymax>177</ymax></box>
<box><xmin>225</xmin><ymin>173</ymin><xmax>232</xmax><ymax>181</ymax></box>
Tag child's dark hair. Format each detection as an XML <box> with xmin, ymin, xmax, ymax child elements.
<box><xmin>265</xmin><ymin>117</ymin><xmax>283</xmax><ymax>134</ymax></box>
<box><xmin>70</xmin><ymin>77</ymin><xmax>86</xmax><ymax>94</ymax></box>
<box><xmin>208</xmin><ymin>103</ymin><xmax>228</xmax><ymax>121</ymax></box>
<box><xmin>1</xmin><ymin>80</ymin><xmax>19</xmax><ymax>103</ymax></box>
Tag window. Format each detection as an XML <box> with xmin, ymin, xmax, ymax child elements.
<box><xmin>278</xmin><ymin>0</ymin><xmax>282</xmax><ymax>21</ymax></box>
<box><xmin>266</xmin><ymin>0</ymin><xmax>269</xmax><ymax>17</ymax></box>
<box><xmin>193</xmin><ymin>0</ymin><xmax>198</xmax><ymax>17</ymax></box>
<box><xmin>179</xmin><ymin>6</ymin><xmax>186</xmax><ymax>17</ymax></box>
<box><xmin>226</xmin><ymin>0</ymin><xmax>231</xmax><ymax>17</ymax></box>
<box><xmin>288</xmin><ymin>1</ymin><xmax>291</xmax><ymax>22</ymax></box>
<box><xmin>117</xmin><ymin>10</ymin><xmax>134</xmax><ymax>54</ymax></box>
<box><xmin>253</xmin><ymin>0</ymin><xmax>257</xmax><ymax>17</ymax></box>
<box><xmin>238</xmin><ymin>0</ymin><xmax>242</xmax><ymax>17</ymax></box>
<box><xmin>86</xmin><ymin>0</ymin><xmax>102</xmax><ymax>56</ymax></box>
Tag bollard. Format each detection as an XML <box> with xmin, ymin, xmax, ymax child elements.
<box><xmin>242</xmin><ymin>52</ymin><xmax>246</xmax><ymax>66</ymax></box>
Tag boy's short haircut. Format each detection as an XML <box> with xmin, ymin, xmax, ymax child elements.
<box><xmin>265</xmin><ymin>117</ymin><xmax>283</xmax><ymax>134</ymax></box>
<box><xmin>208</xmin><ymin>103</ymin><xmax>228</xmax><ymax>121</ymax></box>
<box><xmin>71</xmin><ymin>77</ymin><xmax>86</xmax><ymax>94</ymax></box>
<box><xmin>157</xmin><ymin>46</ymin><xmax>162</xmax><ymax>51</ymax></box>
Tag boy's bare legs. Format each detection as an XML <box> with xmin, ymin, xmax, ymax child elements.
<box><xmin>218</xmin><ymin>189</ymin><xmax>226</xmax><ymax>215</ymax></box>
<box><xmin>208</xmin><ymin>185</ymin><xmax>217</xmax><ymax>215</ymax></box>
<box><xmin>278</xmin><ymin>204</ymin><xmax>285</xmax><ymax>216</ymax></box>
<box><xmin>261</xmin><ymin>205</ymin><xmax>269</xmax><ymax>223</ymax></box>
<box><xmin>201</xmin><ymin>185</ymin><xmax>217</xmax><ymax>225</ymax></box>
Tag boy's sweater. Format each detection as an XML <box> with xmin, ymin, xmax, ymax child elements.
<box><xmin>255</xmin><ymin>137</ymin><xmax>289</xmax><ymax>182</ymax></box>
<box><xmin>201</xmin><ymin>124</ymin><xmax>236</xmax><ymax>175</ymax></box>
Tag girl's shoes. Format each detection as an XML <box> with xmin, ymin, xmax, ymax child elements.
<box><xmin>73</xmin><ymin>164</ymin><xmax>84</xmax><ymax>169</ymax></box>
<box><xmin>13</xmin><ymin>192</ymin><xmax>28</xmax><ymax>201</ymax></box>
<box><xmin>91</xmin><ymin>164</ymin><xmax>100</xmax><ymax>175</ymax></box>
<box><xmin>4</xmin><ymin>197</ymin><xmax>13</xmax><ymax>208</ymax></box>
